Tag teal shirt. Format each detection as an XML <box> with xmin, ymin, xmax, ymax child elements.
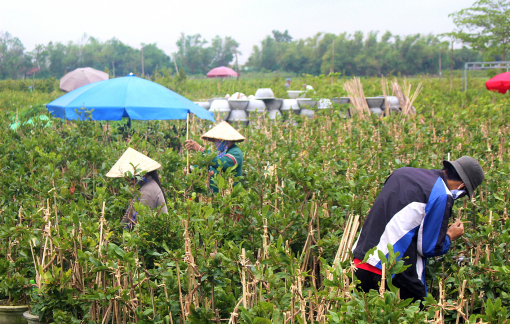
<box><xmin>208</xmin><ymin>144</ymin><xmax>243</xmax><ymax>192</ymax></box>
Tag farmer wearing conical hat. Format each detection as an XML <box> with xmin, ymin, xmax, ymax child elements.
<box><xmin>352</xmin><ymin>156</ymin><xmax>484</xmax><ymax>302</ymax></box>
<box><xmin>107</xmin><ymin>148</ymin><xmax>168</xmax><ymax>229</ymax></box>
<box><xmin>185</xmin><ymin>121</ymin><xmax>244</xmax><ymax>193</ymax></box>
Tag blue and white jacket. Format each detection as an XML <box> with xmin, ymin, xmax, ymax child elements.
<box><xmin>352</xmin><ymin>167</ymin><xmax>454</xmax><ymax>297</ymax></box>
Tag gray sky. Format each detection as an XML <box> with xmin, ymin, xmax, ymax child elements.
<box><xmin>0</xmin><ymin>0</ymin><xmax>473</xmax><ymax>64</ymax></box>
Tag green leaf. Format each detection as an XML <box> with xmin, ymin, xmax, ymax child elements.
<box><xmin>142</xmin><ymin>308</ymin><xmax>153</xmax><ymax>317</ymax></box>
<box><xmin>329</xmin><ymin>311</ymin><xmax>340</xmax><ymax>322</ymax></box>
<box><xmin>377</xmin><ymin>250</ymin><xmax>387</xmax><ymax>264</ymax></box>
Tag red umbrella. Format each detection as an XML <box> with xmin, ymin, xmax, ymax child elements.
<box><xmin>486</xmin><ymin>71</ymin><xmax>510</xmax><ymax>94</ymax></box>
<box><xmin>206</xmin><ymin>66</ymin><xmax>238</xmax><ymax>78</ymax></box>
<box><xmin>60</xmin><ymin>67</ymin><xmax>109</xmax><ymax>92</ymax></box>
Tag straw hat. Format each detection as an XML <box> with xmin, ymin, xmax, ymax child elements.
<box><xmin>106</xmin><ymin>147</ymin><xmax>161</xmax><ymax>178</ymax></box>
<box><xmin>201</xmin><ymin>121</ymin><xmax>245</xmax><ymax>142</ymax></box>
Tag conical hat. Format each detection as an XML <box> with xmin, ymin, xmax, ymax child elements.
<box><xmin>106</xmin><ymin>147</ymin><xmax>161</xmax><ymax>178</ymax></box>
<box><xmin>201</xmin><ymin>121</ymin><xmax>245</xmax><ymax>142</ymax></box>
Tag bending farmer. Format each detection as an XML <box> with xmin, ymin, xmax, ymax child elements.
<box><xmin>352</xmin><ymin>156</ymin><xmax>484</xmax><ymax>301</ymax></box>
<box><xmin>185</xmin><ymin>121</ymin><xmax>244</xmax><ymax>193</ymax></box>
<box><xmin>107</xmin><ymin>147</ymin><xmax>168</xmax><ymax>229</ymax></box>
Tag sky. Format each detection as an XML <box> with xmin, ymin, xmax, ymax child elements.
<box><xmin>0</xmin><ymin>0</ymin><xmax>474</xmax><ymax>64</ymax></box>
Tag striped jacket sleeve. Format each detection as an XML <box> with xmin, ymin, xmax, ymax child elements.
<box><xmin>417</xmin><ymin>178</ymin><xmax>453</xmax><ymax>257</ymax></box>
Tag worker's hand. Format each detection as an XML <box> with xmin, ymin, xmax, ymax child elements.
<box><xmin>185</xmin><ymin>140</ymin><xmax>203</xmax><ymax>152</ymax></box>
<box><xmin>183</xmin><ymin>166</ymin><xmax>194</xmax><ymax>175</ymax></box>
<box><xmin>207</xmin><ymin>170</ymin><xmax>214</xmax><ymax>178</ymax></box>
<box><xmin>447</xmin><ymin>219</ymin><xmax>465</xmax><ymax>241</ymax></box>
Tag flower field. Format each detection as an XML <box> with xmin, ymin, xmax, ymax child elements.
<box><xmin>1</xmin><ymin>75</ymin><xmax>509</xmax><ymax>323</ymax></box>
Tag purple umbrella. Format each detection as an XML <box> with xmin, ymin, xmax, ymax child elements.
<box><xmin>60</xmin><ymin>67</ymin><xmax>109</xmax><ymax>92</ymax></box>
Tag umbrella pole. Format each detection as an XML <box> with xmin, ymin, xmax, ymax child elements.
<box><xmin>186</xmin><ymin>113</ymin><xmax>190</xmax><ymax>172</ymax></box>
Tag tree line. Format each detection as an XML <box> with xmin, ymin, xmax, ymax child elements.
<box><xmin>245</xmin><ymin>30</ymin><xmax>484</xmax><ymax>76</ymax></box>
<box><xmin>1</xmin><ymin>0</ymin><xmax>508</xmax><ymax>80</ymax></box>
<box><xmin>1</xmin><ymin>30</ymin><xmax>482</xmax><ymax>81</ymax></box>
<box><xmin>0</xmin><ymin>32</ymin><xmax>242</xmax><ymax>80</ymax></box>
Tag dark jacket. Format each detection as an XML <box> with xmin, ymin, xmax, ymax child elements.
<box><xmin>352</xmin><ymin>167</ymin><xmax>453</xmax><ymax>297</ymax></box>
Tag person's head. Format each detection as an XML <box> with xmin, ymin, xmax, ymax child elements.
<box><xmin>201</xmin><ymin>121</ymin><xmax>245</xmax><ymax>147</ymax></box>
<box><xmin>286</xmin><ymin>78</ymin><xmax>291</xmax><ymax>83</ymax></box>
<box><xmin>106</xmin><ymin>147</ymin><xmax>162</xmax><ymax>180</ymax></box>
<box><xmin>442</xmin><ymin>156</ymin><xmax>484</xmax><ymax>199</ymax></box>
<box><xmin>106</xmin><ymin>148</ymin><xmax>167</xmax><ymax>203</ymax></box>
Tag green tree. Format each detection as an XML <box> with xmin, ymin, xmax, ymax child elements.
<box><xmin>141</xmin><ymin>43</ymin><xmax>171</xmax><ymax>76</ymax></box>
<box><xmin>448</xmin><ymin>0</ymin><xmax>510</xmax><ymax>60</ymax></box>
<box><xmin>29</xmin><ymin>44</ymin><xmax>48</xmax><ymax>77</ymax></box>
<box><xmin>272</xmin><ymin>30</ymin><xmax>292</xmax><ymax>43</ymax></box>
<box><xmin>210</xmin><ymin>36</ymin><xmax>239</xmax><ymax>68</ymax></box>
<box><xmin>259</xmin><ymin>36</ymin><xmax>279</xmax><ymax>71</ymax></box>
<box><xmin>0</xmin><ymin>32</ymin><xmax>31</xmax><ymax>79</ymax></box>
<box><xmin>174</xmin><ymin>33</ymin><xmax>212</xmax><ymax>75</ymax></box>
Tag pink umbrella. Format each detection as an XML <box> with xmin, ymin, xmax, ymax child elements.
<box><xmin>60</xmin><ymin>67</ymin><xmax>109</xmax><ymax>92</ymax></box>
<box><xmin>206</xmin><ymin>66</ymin><xmax>238</xmax><ymax>78</ymax></box>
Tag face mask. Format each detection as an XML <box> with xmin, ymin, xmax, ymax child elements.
<box><xmin>451</xmin><ymin>189</ymin><xmax>466</xmax><ymax>200</ymax></box>
<box><xmin>215</xmin><ymin>141</ymin><xmax>229</xmax><ymax>158</ymax></box>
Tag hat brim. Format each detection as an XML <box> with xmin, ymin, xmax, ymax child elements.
<box><xmin>443</xmin><ymin>160</ymin><xmax>474</xmax><ymax>198</ymax></box>
<box><xmin>106</xmin><ymin>147</ymin><xmax>161</xmax><ymax>178</ymax></box>
<box><xmin>201</xmin><ymin>121</ymin><xmax>245</xmax><ymax>142</ymax></box>
<box><xmin>202</xmin><ymin>135</ymin><xmax>244</xmax><ymax>143</ymax></box>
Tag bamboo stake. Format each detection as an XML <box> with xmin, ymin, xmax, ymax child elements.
<box><xmin>28</xmin><ymin>240</ymin><xmax>40</xmax><ymax>288</ymax></box>
<box><xmin>456</xmin><ymin>279</ymin><xmax>467</xmax><ymax>324</ymax></box>
<box><xmin>176</xmin><ymin>260</ymin><xmax>186</xmax><ymax>320</ymax></box>
<box><xmin>379</xmin><ymin>263</ymin><xmax>386</xmax><ymax>296</ymax></box>
<box><xmin>262</xmin><ymin>218</ymin><xmax>269</xmax><ymax>260</ymax></box>
<box><xmin>102</xmin><ymin>303</ymin><xmax>113</xmax><ymax>324</ymax></box>
<box><xmin>51</xmin><ymin>180</ymin><xmax>59</xmax><ymax>234</ymax></box>
<box><xmin>150</xmin><ymin>283</ymin><xmax>156</xmax><ymax>322</ymax></box>
<box><xmin>300</xmin><ymin>229</ymin><xmax>313</xmax><ymax>272</ymax></box>
<box><xmin>333</xmin><ymin>214</ymin><xmax>353</xmax><ymax>264</ymax></box>
<box><xmin>342</xmin><ymin>215</ymin><xmax>360</xmax><ymax>262</ymax></box>
<box><xmin>439</xmin><ymin>281</ymin><xmax>444</xmax><ymax>324</ymax></box>
<box><xmin>227</xmin><ymin>298</ymin><xmax>244</xmax><ymax>324</ymax></box>
<box><xmin>241</xmin><ymin>248</ymin><xmax>247</xmax><ymax>308</ymax></box>
<box><xmin>308</xmin><ymin>290</ymin><xmax>314</xmax><ymax>324</ymax></box>
<box><xmin>186</xmin><ymin>113</ymin><xmax>190</xmax><ymax>172</ymax></box>
<box><xmin>297</xmin><ymin>271</ymin><xmax>306</xmax><ymax>324</ymax></box>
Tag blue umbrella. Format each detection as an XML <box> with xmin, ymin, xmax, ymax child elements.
<box><xmin>46</xmin><ymin>74</ymin><xmax>214</xmax><ymax>122</ymax></box>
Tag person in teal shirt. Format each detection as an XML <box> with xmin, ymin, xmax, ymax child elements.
<box><xmin>185</xmin><ymin>121</ymin><xmax>244</xmax><ymax>193</ymax></box>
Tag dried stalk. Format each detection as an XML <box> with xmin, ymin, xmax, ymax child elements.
<box><xmin>343</xmin><ymin>215</ymin><xmax>360</xmax><ymax>262</ymax></box>
<box><xmin>381</xmin><ymin>77</ymin><xmax>391</xmax><ymax>116</ymax></box>
<box><xmin>333</xmin><ymin>214</ymin><xmax>353</xmax><ymax>265</ymax></box>
<box><xmin>300</xmin><ymin>229</ymin><xmax>314</xmax><ymax>272</ymax></box>
<box><xmin>391</xmin><ymin>77</ymin><xmax>422</xmax><ymax>116</ymax></box>
<box><xmin>343</xmin><ymin>77</ymin><xmax>370</xmax><ymax>119</ymax></box>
